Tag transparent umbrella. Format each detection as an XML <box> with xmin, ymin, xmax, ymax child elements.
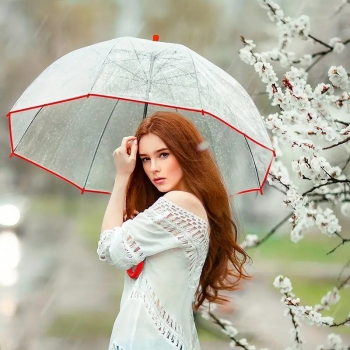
<box><xmin>7</xmin><ymin>35</ymin><xmax>275</xmax><ymax>197</ymax></box>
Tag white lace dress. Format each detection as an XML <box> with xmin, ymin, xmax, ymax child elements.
<box><xmin>97</xmin><ymin>196</ymin><xmax>210</xmax><ymax>350</ymax></box>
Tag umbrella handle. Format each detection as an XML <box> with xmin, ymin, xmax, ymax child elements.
<box><xmin>127</xmin><ymin>261</ymin><xmax>144</xmax><ymax>279</ymax></box>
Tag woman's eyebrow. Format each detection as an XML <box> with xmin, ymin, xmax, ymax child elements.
<box><xmin>139</xmin><ymin>148</ymin><xmax>169</xmax><ymax>156</ymax></box>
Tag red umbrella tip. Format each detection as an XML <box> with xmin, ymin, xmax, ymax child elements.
<box><xmin>152</xmin><ymin>34</ymin><xmax>159</xmax><ymax>41</ymax></box>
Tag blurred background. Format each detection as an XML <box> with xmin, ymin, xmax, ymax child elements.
<box><xmin>0</xmin><ymin>0</ymin><xmax>349</xmax><ymax>349</ymax></box>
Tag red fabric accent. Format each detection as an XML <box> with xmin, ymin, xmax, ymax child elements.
<box><xmin>127</xmin><ymin>261</ymin><xmax>144</xmax><ymax>279</ymax></box>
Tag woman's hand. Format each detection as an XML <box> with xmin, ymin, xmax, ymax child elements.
<box><xmin>113</xmin><ymin>136</ymin><xmax>138</xmax><ymax>177</ymax></box>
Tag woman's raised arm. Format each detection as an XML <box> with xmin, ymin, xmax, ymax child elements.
<box><xmin>100</xmin><ymin>175</ymin><xmax>129</xmax><ymax>232</ymax></box>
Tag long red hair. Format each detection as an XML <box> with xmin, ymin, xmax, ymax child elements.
<box><xmin>124</xmin><ymin>111</ymin><xmax>251</xmax><ymax>311</ymax></box>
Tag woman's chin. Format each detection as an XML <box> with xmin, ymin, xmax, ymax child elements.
<box><xmin>157</xmin><ymin>185</ymin><xmax>172</xmax><ymax>193</ymax></box>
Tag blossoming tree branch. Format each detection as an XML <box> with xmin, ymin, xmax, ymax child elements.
<box><xmin>199</xmin><ymin>0</ymin><xmax>350</xmax><ymax>349</ymax></box>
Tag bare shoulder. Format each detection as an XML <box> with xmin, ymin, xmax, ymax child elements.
<box><xmin>163</xmin><ymin>191</ymin><xmax>208</xmax><ymax>224</ymax></box>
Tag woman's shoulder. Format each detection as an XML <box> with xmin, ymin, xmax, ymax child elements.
<box><xmin>161</xmin><ymin>191</ymin><xmax>208</xmax><ymax>225</ymax></box>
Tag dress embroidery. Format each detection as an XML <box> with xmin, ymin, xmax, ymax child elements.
<box><xmin>121</xmin><ymin>227</ymin><xmax>146</xmax><ymax>265</ymax></box>
<box><xmin>145</xmin><ymin>197</ymin><xmax>209</xmax><ymax>288</ymax></box>
<box><xmin>97</xmin><ymin>230</ymin><xmax>113</xmax><ymax>261</ymax></box>
<box><xmin>130</xmin><ymin>277</ymin><xmax>189</xmax><ymax>350</ymax></box>
<box><xmin>97</xmin><ymin>195</ymin><xmax>210</xmax><ymax>350</ymax></box>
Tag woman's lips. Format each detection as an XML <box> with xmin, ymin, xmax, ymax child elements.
<box><xmin>154</xmin><ymin>178</ymin><xmax>165</xmax><ymax>184</ymax></box>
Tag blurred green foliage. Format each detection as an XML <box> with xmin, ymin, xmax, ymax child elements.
<box><xmin>249</xmin><ymin>234</ymin><xmax>349</xmax><ymax>265</ymax></box>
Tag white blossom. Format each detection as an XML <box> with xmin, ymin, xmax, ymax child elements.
<box><xmin>315</xmin><ymin>207</ymin><xmax>342</xmax><ymax>237</ymax></box>
<box><xmin>221</xmin><ymin>324</ymin><xmax>238</xmax><ymax>337</ymax></box>
<box><xmin>291</xmin><ymin>155</ymin><xmax>342</xmax><ymax>182</ymax></box>
<box><xmin>328</xmin><ymin>66</ymin><xmax>349</xmax><ymax>89</ymax></box>
<box><xmin>315</xmin><ymin>287</ymin><xmax>341</xmax><ymax>312</ymax></box>
<box><xmin>329</xmin><ymin>37</ymin><xmax>345</xmax><ymax>54</ymax></box>
<box><xmin>254</xmin><ymin>61</ymin><xmax>278</xmax><ymax>83</ymax></box>
<box><xmin>274</xmin><ymin>275</ymin><xmax>293</xmax><ymax>293</ymax></box>
<box><xmin>313</xmin><ymin>83</ymin><xmax>334</xmax><ymax>100</ymax></box>
<box><xmin>239</xmin><ymin>48</ymin><xmax>256</xmax><ymax>65</ymax></box>
<box><xmin>299</xmin><ymin>54</ymin><xmax>312</xmax><ymax>66</ymax></box>
<box><xmin>240</xmin><ymin>234</ymin><xmax>259</xmax><ymax>249</ymax></box>
<box><xmin>199</xmin><ymin>300</ymin><xmax>217</xmax><ymax>320</ymax></box>
<box><xmin>236</xmin><ymin>2</ymin><xmax>350</xmax><ymax>349</ymax></box>
<box><xmin>341</xmin><ymin>202</ymin><xmax>350</xmax><ymax>216</ymax></box>
<box><xmin>268</xmin><ymin>159</ymin><xmax>292</xmax><ymax>191</ymax></box>
<box><xmin>272</xmin><ymin>135</ymin><xmax>283</xmax><ymax>157</ymax></box>
<box><xmin>318</xmin><ymin>333</ymin><xmax>346</xmax><ymax>350</ymax></box>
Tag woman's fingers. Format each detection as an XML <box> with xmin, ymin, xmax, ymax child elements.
<box><xmin>130</xmin><ymin>139</ymin><xmax>137</xmax><ymax>159</ymax></box>
<box><xmin>121</xmin><ymin>136</ymin><xmax>137</xmax><ymax>155</ymax></box>
<box><xmin>112</xmin><ymin>136</ymin><xmax>138</xmax><ymax>176</ymax></box>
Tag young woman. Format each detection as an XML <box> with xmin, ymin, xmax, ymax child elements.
<box><xmin>97</xmin><ymin>111</ymin><xmax>250</xmax><ymax>350</ymax></box>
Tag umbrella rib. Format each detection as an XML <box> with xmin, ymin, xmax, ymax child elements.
<box><xmin>188</xmin><ymin>52</ymin><xmax>204</xmax><ymax>111</ymax></box>
<box><xmin>151</xmin><ymin>80</ymin><xmax>175</xmax><ymax>101</ymax></box>
<box><xmin>82</xmin><ymin>99</ymin><xmax>120</xmax><ymax>190</ymax></box>
<box><xmin>94</xmin><ymin>65</ymin><xmax>146</xmax><ymax>95</ymax></box>
<box><xmin>244</xmin><ymin>136</ymin><xmax>261</xmax><ymax>188</ymax></box>
<box><xmin>14</xmin><ymin>106</ymin><xmax>43</xmax><ymax>151</ymax></box>
<box><xmin>160</xmin><ymin>62</ymin><xmax>195</xmax><ymax>76</ymax></box>
<box><xmin>89</xmin><ymin>40</ymin><xmax>121</xmax><ymax>93</ymax></box>
<box><xmin>130</xmin><ymin>41</ymin><xmax>149</xmax><ymax>81</ymax></box>
<box><xmin>105</xmin><ymin>61</ymin><xmax>146</xmax><ymax>82</ymax></box>
<box><xmin>152</xmin><ymin>79</ymin><xmax>195</xmax><ymax>87</ymax></box>
<box><xmin>122</xmin><ymin>81</ymin><xmax>148</xmax><ymax>93</ymax></box>
<box><xmin>152</xmin><ymin>71</ymin><xmax>195</xmax><ymax>82</ymax></box>
<box><xmin>152</xmin><ymin>49</ymin><xmax>179</xmax><ymax>80</ymax></box>
<box><xmin>153</xmin><ymin>47</ymin><xmax>173</xmax><ymax>59</ymax></box>
<box><xmin>152</xmin><ymin>62</ymin><xmax>177</xmax><ymax>101</ymax></box>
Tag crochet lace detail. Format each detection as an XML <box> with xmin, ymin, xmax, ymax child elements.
<box><xmin>97</xmin><ymin>229</ymin><xmax>113</xmax><ymax>261</ymax></box>
<box><xmin>121</xmin><ymin>227</ymin><xmax>145</xmax><ymax>265</ymax></box>
<box><xmin>97</xmin><ymin>225</ymin><xmax>146</xmax><ymax>265</ymax></box>
<box><xmin>130</xmin><ymin>277</ymin><xmax>190</xmax><ymax>350</ymax></box>
<box><xmin>145</xmin><ymin>197</ymin><xmax>209</xmax><ymax>288</ymax></box>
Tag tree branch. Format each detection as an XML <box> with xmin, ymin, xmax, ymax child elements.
<box><xmin>322</xmin><ymin>136</ymin><xmax>350</xmax><ymax>150</ymax></box>
<box><xmin>252</xmin><ymin>213</ymin><xmax>293</xmax><ymax>247</ymax></box>
<box><xmin>337</xmin><ymin>259</ymin><xmax>350</xmax><ymax>290</ymax></box>
<box><xmin>308</xmin><ymin>34</ymin><xmax>333</xmax><ymax>49</ymax></box>
<box><xmin>330</xmin><ymin>316</ymin><xmax>350</xmax><ymax>327</ymax></box>
<box><xmin>284</xmin><ymin>294</ymin><xmax>303</xmax><ymax>344</ymax></box>
<box><xmin>208</xmin><ymin>312</ymin><xmax>251</xmax><ymax>350</ymax></box>
<box><xmin>268</xmin><ymin>172</ymin><xmax>290</xmax><ymax>190</ymax></box>
<box><xmin>341</xmin><ymin>155</ymin><xmax>350</xmax><ymax>171</ymax></box>
<box><xmin>264</xmin><ymin>3</ymin><xmax>350</xmax><ymax>73</ymax></box>
<box><xmin>326</xmin><ymin>237</ymin><xmax>350</xmax><ymax>255</ymax></box>
<box><xmin>334</xmin><ymin>119</ymin><xmax>350</xmax><ymax>126</ymax></box>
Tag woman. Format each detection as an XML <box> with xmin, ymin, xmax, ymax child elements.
<box><xmin>97</xmin><ymin>111</ymin><xmax>250</xmax><ymax>350</ymax></box>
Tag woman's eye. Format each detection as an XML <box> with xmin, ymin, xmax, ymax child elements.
<box><xmin>141</xmin><ymin>152</ymin><xmax>169</xmax><ymax>163</ymax></box>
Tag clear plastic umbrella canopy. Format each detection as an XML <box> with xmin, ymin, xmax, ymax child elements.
<box><xmin>7</xmin><ymin>36</ymin><xmax>275</xmax><ymax>197</ymax></box>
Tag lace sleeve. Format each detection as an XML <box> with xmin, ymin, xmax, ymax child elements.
<box><xmin>97</xmin><ymin>229</ymin><xmax>113</xmax><ymax>262</ymax></box>
<box><xmin>96</xmin><ymin>198</ymin><xmax>182</xmax><ymax>270</ymax></box>
<box><xmin>96</xmin><ymin>196</ymin><xmax>209</xmax><ymax>274</ymax></box>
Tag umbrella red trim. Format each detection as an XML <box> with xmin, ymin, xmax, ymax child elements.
<box><xmin>7</xmin><ymin>94</ymin><xmax>276</xmax><ymax>195</ymax></box>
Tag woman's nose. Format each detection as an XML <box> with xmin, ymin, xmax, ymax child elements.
<box><xmin>150</xmin><ymin>159</ymin><xmax>160</xmax><ymax>171</ymax></box>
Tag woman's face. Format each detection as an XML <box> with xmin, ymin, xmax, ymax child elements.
<box><xmin>138</xmin><ymin>133</ymin><xmax>187</xmax><ymax>192</ymax></box>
